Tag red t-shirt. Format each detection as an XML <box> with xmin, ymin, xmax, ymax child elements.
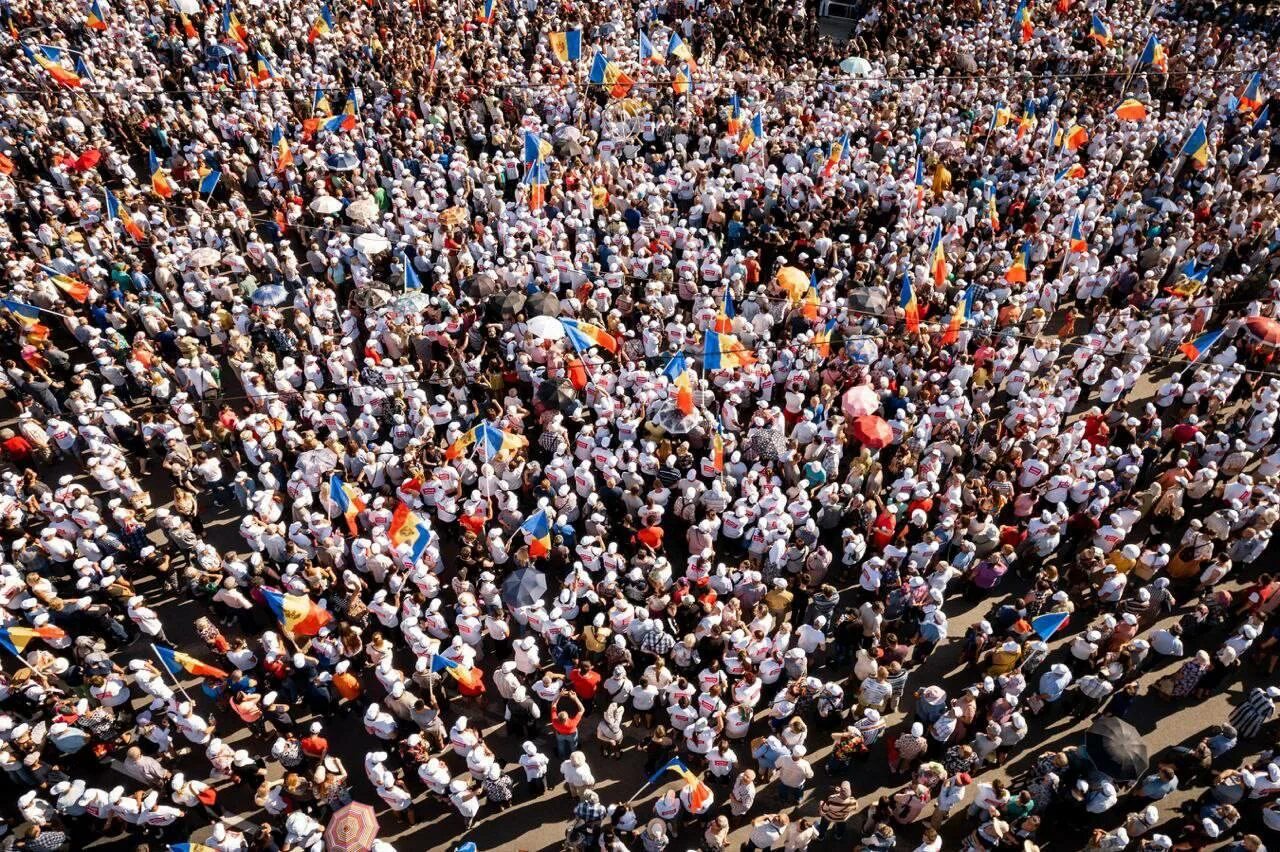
<box><xmin>636</xmin><ymin>526</ymin><xmax>664</xmax><ymax>550</ymax></box>
<box><xmin>568</xmin><ymin>668</ymin><xmax>601</xmax><ymax>700</ymax></box>
<box><xmin>551</xmin><ymin>708</ymin><xmax>583</xmax><ymax>735</ymax></box>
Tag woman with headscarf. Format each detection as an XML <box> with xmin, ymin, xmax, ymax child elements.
<box><xmin>1154</xmin><ymin>650</ymin><xmax>1212</xmax><ymax>699</ymax></box>
<box><xmin>560</xmin><ymin>750</ymin><xmax>595</xmax><ymax>800</ymax></box>
<box><xmin>702</xmin><ymin>814</ymin><xmax>731</xmax><ymax>852</ymax></box>
<box><xmin>638</xmin><ymin>818</ymin><xmax>669</xmax><ymax>852</ymax></box>
<box><xmin>890</xmin><ymin>722</ymin><xmax>928</xmax><ymax>774</ymax></box>
<box><xmin>891</xmin><ymin>782</ymin><xmax>931</xmax><ymax>825</ymax></box>
<box><xmin>815</xmin><ymin>780</ymin><xmax>857</xmax><ymax>840</ymax></box>
<box><xmin>596</xmin><ymin>700</ymin><xmax>626</xmax><ymax>759</ymax></box>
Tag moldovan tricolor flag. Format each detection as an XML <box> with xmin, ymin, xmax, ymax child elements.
<box><xmin>261</xmin><ymin>588</ymin><xmax>332</xmax><ymax>636</ymax></box>
<box><xmin>1179</xmin><ymin>328</ymin><xmax>1223</xmax><ymax>362</ymax></box>
<box><xmin>153</xmin><ymin>644</ymin><xmax>228</xmax><ymax>678</ymax></box>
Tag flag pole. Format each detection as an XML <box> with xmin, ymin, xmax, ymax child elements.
<box><xmin>150</xmin><ymin>642</ymin><xmax>196</xmax><ymax>703</ymax></box>
<box><xmin>0</xmin><ymin>642</ymin><xmax>39</xmax><ymax>675</ymax></box>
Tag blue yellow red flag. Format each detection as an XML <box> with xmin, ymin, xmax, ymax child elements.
<box><xmin>899</xmin><ymin>273</ymin><xmax>919</xmax><ymax>332</ymax></box>
<box><xmin>1180</xmin><ymin>328</ymin><xmax>1223</xmax><ymax>362</ymax></box>
<box><xmin>1181</xmin><ymin>121</ymin><xmax>1209</xmax><ymax>168</ymax></box>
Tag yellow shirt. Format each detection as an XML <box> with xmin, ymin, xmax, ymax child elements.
<box><xmin>932</xmin><ymin>165</ymin><xmax>952</xmax><ymax>195</ymax></box>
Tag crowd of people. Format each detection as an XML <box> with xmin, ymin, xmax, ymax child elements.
<box><xmin>1</xmin><ymin>0</ymin><xmax>1280</xmax><ymax>848</ymax></box>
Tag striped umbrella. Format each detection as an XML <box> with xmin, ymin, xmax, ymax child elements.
<box><xmin>324</xmin><ymin>801</ymin><xmax>379</xmax><ymax>852</ymax></box>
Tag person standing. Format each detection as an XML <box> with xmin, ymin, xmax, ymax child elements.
<box><xmin>815</xmin><ymin>781</ymin><xmax>857</xmax><ymax>839</ymax></box>
<box><xmin>551</xmin><ymin>692</ymin><xmax>586</xmax><ymax>758</ymax></box>
<box><xmin>743</xmin><ymin>812</ymin><xmax>788</xmax><ymax>852</ymax></box>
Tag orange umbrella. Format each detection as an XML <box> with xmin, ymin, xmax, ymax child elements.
<box><xmin>849</xmin><ymin>414</ymin><xmax>892</xmax><ymax>449</ymax></box>
<box><xmin>776</xmin><ymin>266</ymin><xmax>808</xmax><ymax>301</ymax></box>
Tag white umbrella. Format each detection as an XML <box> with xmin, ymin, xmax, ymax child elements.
<box><xmin>841</xmin><ymin>385</ymin><xmax>880</xmax><ymax>418</ymax></box>
<box><xmin>309</xmin><ymin>195</ymin><xmax>343</xmax><ymax>215</ymax></box>
<box><xmin>187</xmin><ymin>247</ymin><xmax>222</xmax><ymax>268</ymax></box>
<box><xmin>345</xmin><ymin>198</ymin><xmax>378</xmax><ymax>222</ymax></box>
<box><xmin>527</xmin><ymin>315</ymin><xmax>566</xmax><ymax>340</ymax></box>
<box><xmin>353</xmin><ymin>233</ymin><xmax>391</xmax><ymax>255</ymax></box>
<box><xmin>839</xmin><ymin>56</ymin><xmax>873</xmax><ymax>76</ymax></box>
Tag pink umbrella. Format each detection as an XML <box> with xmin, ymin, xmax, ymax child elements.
<box><xmin>841</xmin><ymin>385</ymin><xmax>879</xmax><ymax>419</ymax></box>
<box><xmin>850</xmin><ymin>414</ymin><xmax>892</xmax><ymax>449</ymax></box>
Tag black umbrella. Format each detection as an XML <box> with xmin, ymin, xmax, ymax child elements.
<box><xmin>501</xmin><ymin>567</ymin><xmax>548</xmax><ymax>608</ymax></box>
<box><xmin>1084</xmin><ymin>717</ymin><xmax>1148</xmax><ymax>781</ymax></box>
<box><xmin>501</xmin><ymin>290</ymin><xmax>527</xmax><ymax>314</ymax></box>
<box><xmin>537</xmin><ymin>378</ymin><xmax>576</xmax><ymax>412</ymax></box>
<box><xmin>748</xmin><ymin>428</ymin><xmax>787</xmax><ymax>462</ymax></box>
<box><xmin>849</xmin><ymin>288</ymin><xmax>889</xmax><ymax>314</ymax></box>
<box><xmin>527</xmin><ymin>292</ymin><xmax>561</xmax><ymax>317</ymax></box>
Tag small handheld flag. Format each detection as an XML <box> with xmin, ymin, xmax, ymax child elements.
<box><xmin>103</xmin><ymin>189</ymin><xmax>144</xmax><ymax>242</ymax></box>
<box><xmin>149</xmin><ymin>149</ymin><xmax>173</xmax><ymax>198</ymax></box>
<box><xmin>261</xmin><ymin>588</ymin><xmax>332</xmax><ymax>636</ymax></box>
<box><xmin>727</xmin><ymin>94</ymin><xmax>742</xmax><ymax>136</ymax></box>
<box><xmin>1031</xmin><ymin>611</ymin><xmax>1070</xmax><ymax>641</ymax></box>
<box><xmin>737</xmin><ymin>114</ymin><xmax>763</xmax><ymax>155</ymax></box>
<box><xmin>523</xmin><ymin>130</ymin><xmax>553</xmax><ymax>164</ymax></box>
<box><xmin>86</xmin><ymin>0</ymin><xmax>108</xmax><ymax>30</ymax></box>
<box><xmin>1064</xmin><ymin>124</ymin><xmax>1088</xmax><ymax>151</ymax></box>
<box><xmin>153</xmin><ymin>644</ymin><xmax>228</xmax><ymax>678</ymax></box>
<box><xmin>1010</xmin><ymin>0</ymin><xmax>1032</xmax><ymax>43</ymax></box>
<box><xmin>646</xmin><ymin>758</ymin><xmax>712</xmax><ymax>812</ymax></box>
<box><xmin>929</xmin><ymin>224</ymin><xmax>947</xmax><ymax>286</ymax></box>
<box><xmin>703</xmin><ymin>331</ymin><xmax>755</xmax><ymax>371</ymax></box>
<box><xmin>589</xmin><ymin>51</ymin><xmax>633</xmax><ymax>98</ymax></box>
<box><xmin>1181</xmin><ymin>121</ymin><xmax>1209</xmax><ymax>169</ymax></box>
<box><xmin>0</xmin><ymin>624</ymin><xmax>67</xmax><ymax>655</ymax></box>
<box><xmin>328</xmin><ymin>473</ymin><xmax>365</xmax><ymax>534</ymax></box>
<box><xmin>1069</xmin><ymin>212</ymin><xmax>1087</xmax><ymax>252</ymax></box>
<box><xmin>673</xmin><ymin>63</ymin><xmax>691</xmax><ymax>96</ymax></box>
<box><xmin>403</xmin><ymin>259</ymin><xmax>422</xmax><ymax>290</ymax></box>
<box><xmin>1004</xmin><ymin>242</ymin><xmax>1031</xmax><ymax>283</ymax></box>
<box><xmin>271</xmin><ymin>125</ymin><xmax>294</xmax><ymax>172</ymax></box>
<box><xmin>899</xmin><ymin>273</ymin><xmax>919</xmax><ymax>333</ymax></box>
<box><xmin>639</xmin><ymin>30</ymin><xmax>659</xmax><ymax>64</ymax></box>
<box><xmin>308</xmin><ymin>2</ymin><xmax>335</xmax><ymax>42</ymax></box>
<box><xmin>1138</xmin><ymin>34</ymin><xmax>1166</xmax><ymax>72</ymax></box>
<box><xmin>22</xmin><ymin>42</ymin><xmax>82</xmax><ymax>87</ymax></box>
<box><xmin>1179</xmin><ymin>328</ymin><xmax>1223</xmax><ymax>362</ymax></box>
<box><xmin>667</xmin><ymin>32</ymin><xmax>696</xmax><ymax>68</ymax></box>
<box><xmin>663</xmin><ymin>353</ymin><xmax>695</xmax><ymax>416</ymax></box>
<box><xmin>431</xmin><ymin>653</ymin><xmax>482</xmax><ymax>688</ymax></box>
<box><xmin>821</xmin><ymin>134</ymin><xmax>847</xmax><ymax>179</ymax></box>
<box><xmin>1238</xmin><ymin>72</ymin><xmax>1264</xmax><ymax>114</ymax></box>
<box><xmin>519</xmin><ymin>508</ymin><xmax>552</xmax><ymax>557</ymax></box>
<box><xmin>522</xmin><ymin>160</ymin><xmax>548</xmax><ymax>211</ymax></box>
<box><xmin>560</xmin><ymin>318</ymin><xmax>618</xmax><ymax>354</ymax></box>
<box><xmin>199</xmin><ymin>169</ymin><xmax>222</xmax><ymax>196</ymax></box>
<box><xmin>1088</xmin><ymin>14</ymin><xmax>1111</xmax><ymax>46</ymax></box>
<box><xmin>548</xmin><ymin>28</ymin><xmax>582</xmax><ymax>62</ymax></box>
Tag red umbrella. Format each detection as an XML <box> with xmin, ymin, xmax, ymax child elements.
<box><xmin>850</xmin><ymin>414</ymin><xmax>892</xmax><ymax>449</ymax></box>
<box><xmin>1244</xmin><ymin>316</ymin><xmax>1280</xmax><ymax>348</ymax></box>
<box><xmin>74</xmin><ymin>149</ymin><xmax>101</xmax><ymax>171</ymax></box>
<box><xmin>324</xmin><ymin>802</ymin><xmax>379</xmax><ymax>852</ymax></box>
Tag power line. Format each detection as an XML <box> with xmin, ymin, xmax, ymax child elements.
<box><xmin>2</xmin><ymin>63</ymin><xmax>1267</xmax><ymax>98</ymax></box>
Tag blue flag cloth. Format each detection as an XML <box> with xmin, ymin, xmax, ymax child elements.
<box><xmin>1031</xmin><ymin>611</ymin><xmax>1070</xmax><ymax>641</ymax></box>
